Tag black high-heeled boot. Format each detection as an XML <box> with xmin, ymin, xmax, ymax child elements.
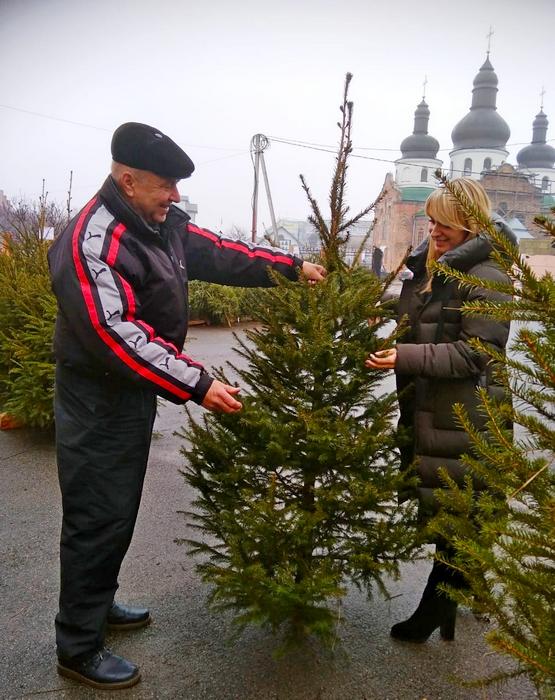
<box><xmin>390</xmin><ymin>593</ymin><xmax>457</xmax><ymax>642</ymax></box>
<box><xmin>390</xmin><ymin>558</ymin><xmax>459</xmax><ymax>643</ymax></box>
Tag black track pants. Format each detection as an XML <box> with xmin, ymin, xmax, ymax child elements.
<box><xmin>54</xmin><ymin>364</ymin><xmax>157</xmax><ymax>659</ymax></box>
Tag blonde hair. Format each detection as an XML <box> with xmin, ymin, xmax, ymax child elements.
<box><xmin>421</xmin><ymin>178</ymin><xmax>491</xmax><ymax>291</ymax></box>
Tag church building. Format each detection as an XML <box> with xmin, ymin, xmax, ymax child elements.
<box><xmin>373</xmin><ymin>54</ymin><xmax>555</xmax><ymax>271</ymax></box>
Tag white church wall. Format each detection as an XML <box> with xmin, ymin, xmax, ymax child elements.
<box><xmin>449</xmin><ymin>147</ymin><xmax>508</xmax><ymax>180</ymax></box>
<box><xmin>395</xmin><ymin>158</ymin><xmax>443</xmax><ymax>188</ymax></box>
<box><xmin>518</xmin><ymin>167</ymin><xmax>555</xmax><ymax>193</ymax></box>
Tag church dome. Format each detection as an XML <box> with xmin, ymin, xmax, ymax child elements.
<box><xmin>517</xmin><ymin>110</ymin><xmax>555</xmax><ymax>169</ymax></box>
<box><xmin>451</xmin><ymin>56</ymin><xmax>510</xmax><ymax>150</ymax></box>
<box><xmin>400</xmin><ymin>99</ymin><xmax>440</xmax><ymax>159</ymax></box>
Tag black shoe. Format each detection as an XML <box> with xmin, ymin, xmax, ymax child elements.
<box><xmin>390</xmin><ymin>595</ymin><xmax>457</xmax><ymax>643</ymax></box>
<box><xmin>57</xmin><ymin>647</ymin><xmax>141</xmax><ymax>689</ymax></box>
<box><xmin>107</xmin><ymin>601</ymin><xmax>151</xmax><ymax>630</ymax></box>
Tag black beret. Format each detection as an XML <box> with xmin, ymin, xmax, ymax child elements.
<box><xmin>111</xmin><ymin>122</ymin><xmax>195</xmax><ymax>179</ymax></box>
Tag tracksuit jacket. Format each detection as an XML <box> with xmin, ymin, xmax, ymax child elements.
<box><xmin>48</xmin><ymin>176</ymin><xmax>302</xmax><ymax>404</ymax></box>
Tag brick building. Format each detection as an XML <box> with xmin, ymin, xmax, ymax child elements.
<box><xmin>373</xmin><ymin>175</ymin><xmax>429</xmax><ymax>271</ymax></box>
<box><xmin>481</xmin><ymin>162</ymin><xmax>547</xmax><ymax>235</ymax></box>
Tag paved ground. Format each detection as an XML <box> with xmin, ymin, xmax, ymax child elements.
<box><xmin>1</xmin><ymin>325</ymin><xmax>538</xmax><ymax>699</ymax></box>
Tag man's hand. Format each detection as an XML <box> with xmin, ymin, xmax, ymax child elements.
<box><xmin>201</xmin><ymin>379</ymin><xmax>242</xmax><ymax>413</ymax></box>
<box><xmin>365</xmin><ymin>348</ymin><xmax>397</xmax><ymax>370</ymax></box>
<box><xmin>301</xmin><ymin>261</ymin><xmax>327</xmax><ymax>283</ymax></box>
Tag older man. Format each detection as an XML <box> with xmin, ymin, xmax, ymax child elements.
<box><xmin>48</xmin><ymin>122</ymin><xmax>325</xmax><ymax>690</ymax></box>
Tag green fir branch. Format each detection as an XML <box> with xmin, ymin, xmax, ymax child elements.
<box><xmin>428</xmin><ymin>186</ymin><xmax>555</xmax><ymax>690</ymax></box>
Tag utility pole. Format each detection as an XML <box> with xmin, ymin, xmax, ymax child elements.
<box><xmin>250</xmin><ymin>134</ymin><xmax>279</xmax><ymax>244</ymax></box>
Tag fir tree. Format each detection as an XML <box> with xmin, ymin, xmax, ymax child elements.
<box><xmin>0</xmin><ymin>198</ymin><xmax>60</xmax><ymax>429</ymax></box>
<box><xmin>430</xmin><ymin>177</ymin><xmax>555</xmax><ymax>693</ymax></box>
<box><xmin>178</xmin><ymin>74</ymin><xmax>418</xmax><ymax>648</ymax></box>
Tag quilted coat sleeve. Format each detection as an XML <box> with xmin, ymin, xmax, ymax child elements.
<box><xmin>395</xmin><ymin>264</ymin><xmax>511</xmax><ymax>379</ymax></box>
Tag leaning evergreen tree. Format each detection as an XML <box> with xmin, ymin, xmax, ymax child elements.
<box><xmin>429</xmin><ymin>179</ymin><xmax>555</xmax><ymax>692</ymax></box>
<box><xmin>179</xmin><ymin>74</ymin><xmax>418</xmax><ymax>648</ymax></box>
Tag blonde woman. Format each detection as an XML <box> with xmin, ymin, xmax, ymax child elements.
<box><xmin>366</xmin><ymin>178</ymin><xmax>515</xmax><ymax>642</ymax></box>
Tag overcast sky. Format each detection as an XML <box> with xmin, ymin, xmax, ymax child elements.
<box><xmin>1</xmin><ymin>0</ymin><xmax>554</xmax><ymax>234</ymax></box>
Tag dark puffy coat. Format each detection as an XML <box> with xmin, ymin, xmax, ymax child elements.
<box><xmin>395</xmin><ymin>217</ymin><xmax>515</xmax><ymax>512</ymax></box>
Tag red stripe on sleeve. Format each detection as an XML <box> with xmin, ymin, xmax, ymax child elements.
<box><xmin>72</xmin><ymin>202</ymin><xmax>191</xmax><ymax>401</ymax></box>
<box><xmin>117</xmin><ymin>274</ymin><xmax>136</xmax><ymax>319</ymax></box>
<box><xmin>188</xmin><ymin>223</ymin><xmax>295</xmax><ymax>266</ymax></box>
<box><xmin>106</xmin><ymin>222</ymin><xmax>126</xmax><ymax>266</ymax></box>
<box><xmin>105</xmin><ymin>224</ymin><xmax>137</xmax><ymax>318</ymax></box>
<box><xmin>135</xmin><ymin>320</ymin><xmax>204</xmax><ymax>369</ymax></box>
<box><xmin>136</xmin><ymin>320</ymin><xmax>155</xmax><ymax>341</ymax></box>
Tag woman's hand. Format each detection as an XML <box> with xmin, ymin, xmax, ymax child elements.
<box><xmin>365</xmin><ymin>348</ymin><xmax>397</xmax><ymax>370</ymax></box>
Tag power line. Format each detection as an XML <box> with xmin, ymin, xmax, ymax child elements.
<box><xmin>266</xmin><ymin>136</ymin><xmax>555</xmax><ymax>181</ymax></box>
<box><xmin>3</xmin><ymin>102</ymin><xmax>553</xmax><ymax>157</ymax></box>
<box><xmin>2</xmin><ymin>101</ymin><xmax>553</xmax><ymax>183</ymax></box>
<box><xmin>197</xmin><ymin>150</ymin><xmax>250</xmax><ymax>165</ymax></box>
<box><xmin>0</xmin><ymin>104</ymin><xmax>112</xmax><ymax>132</ymax></box>
<box><xmin>268</xmin><ymin>133</ymin><xmax>555</xmax><ymax>154</ymax></box>
<box><xmin>0</xmin><ymin>103</ymin><xmax>245</xmax><ymax>151</ymax></box>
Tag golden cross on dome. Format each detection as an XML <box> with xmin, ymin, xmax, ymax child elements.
<box><xmin>540</xmin><ymin>86</ymin><xmax>546</xmax><ymax>110</ymax></box>
<box><xmin>422</xmin><ymin>75</ymin><xmax>428</xmax><ymax>100</ymax></box>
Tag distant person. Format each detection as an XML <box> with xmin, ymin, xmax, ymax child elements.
<box><xmin>48</xmin><ymin>122</ymin><xmax>326</xmax><ymax>690</ymax></box>
<box><xmin>366</xmin><ymin>178</ymin><xmax>514</xmax><ymax>643</ymax></box>
<box><xmin>371</xmin><ymin>245</ymin><xmax>384</xmax><ymax>277</ymax></box>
